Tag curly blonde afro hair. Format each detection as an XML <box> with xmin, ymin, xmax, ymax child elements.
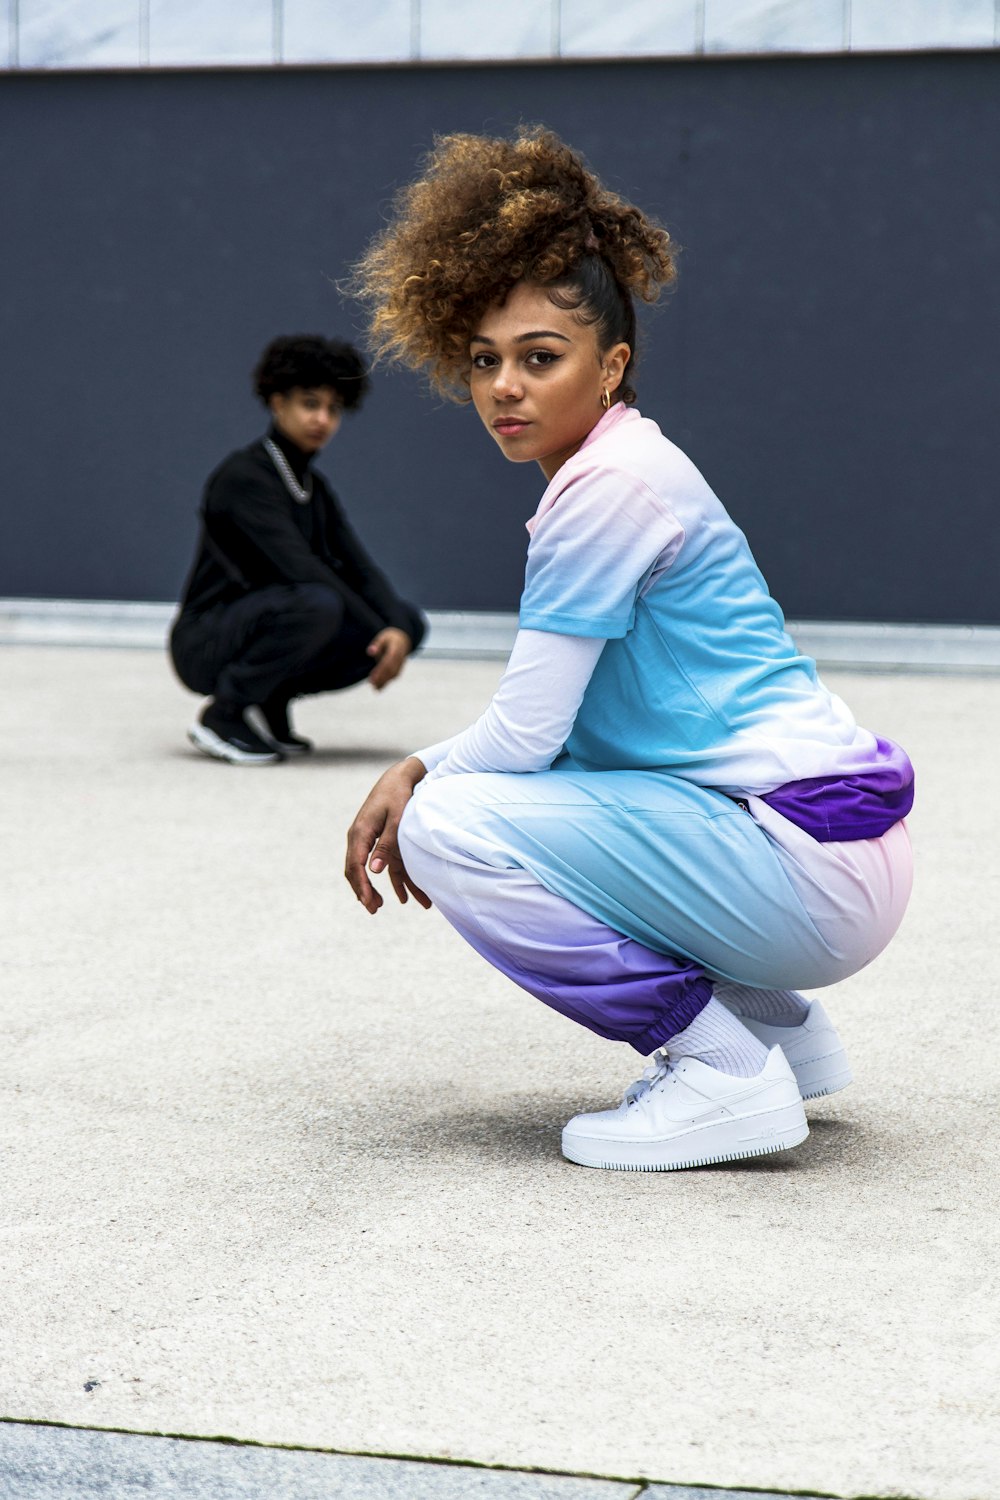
<box><xmin>351</xmin><ymin>126</ymin><xmax>677</xmax><ymax>402</ymax></box>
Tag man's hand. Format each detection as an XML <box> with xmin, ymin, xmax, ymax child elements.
<box><xmin>345</xmin><ymin>756</ymin><xmax>432</xmax><ymax>914</ymax></box>
<box><xmin>366</xmin><ymin>627</ymin><xmax>411</xmax><ymax>691</ymax></box>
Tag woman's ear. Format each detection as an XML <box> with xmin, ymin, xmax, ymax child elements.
<box><xmin>603</xmin><ymin>341</ymin><xmax>631</xmax><ymax>396</ymax></box>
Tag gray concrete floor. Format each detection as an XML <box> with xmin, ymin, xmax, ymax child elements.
<box><xmin>0</xmin><ymin>1421</ymin><xmax>829</xmax><ymax>1500</ymax></box>
<box><xmin>0</xmin><ymin>647</ymin><xmax>998</xmax><ymax>1500</ymax></box>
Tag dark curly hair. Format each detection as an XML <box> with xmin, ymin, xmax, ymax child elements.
<box><xmin>351</xmin><ymin>126</ymin><xmax>677</xmax><ymax>403</ymax></box>
<box><xmin>253</xmin><ymin>334</ymin><xmax>370</xmax><ymax>410</ymax></box>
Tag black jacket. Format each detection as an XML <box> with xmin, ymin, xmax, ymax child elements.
<box><xmin>176</xmin><ymin>429</ymin><xmax>415</xmax><ymax>641</ymax></box>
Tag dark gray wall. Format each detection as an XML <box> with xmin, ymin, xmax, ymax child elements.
<box><xmin>1</xmin><ymin>53</ymin><xmax>997</xmax><ymax>622</ymax></box>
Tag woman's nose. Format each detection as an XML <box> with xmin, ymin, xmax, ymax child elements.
<box><xmin>492</xmin><ymin>363</ymin><xmax>523</xmax><ymax>400</ymax></box>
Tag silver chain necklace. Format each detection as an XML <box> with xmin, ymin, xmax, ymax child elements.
<box><xmin>265</xmin><ymin>438</ymin><xmax>313</xmax><ymax>504</ymax></box>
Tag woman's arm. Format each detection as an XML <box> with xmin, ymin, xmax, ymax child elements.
<box><xmin>348</xmin><ymin>470</ymin><xmax>679</xmax><ymax>906</ymax></box>
<box><xmin>408</xmin><ymin>733</ymin><xmax>462</xmax><ymax>775</ymax></box>
<box><xmin>346</xmin><ymin>628</ymin><xmax>604</xmax><ymax>913</ymax></box>
<box><xmin>413</xmin><ymin>628</ymin><xmax>606</xmax><ymax>779</ymax></box>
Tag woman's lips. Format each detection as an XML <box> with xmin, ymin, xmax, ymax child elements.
<box><xmin>493</xmin><ymin>418</ymin><xmax>531</xmax><ymax>437</ymax></box>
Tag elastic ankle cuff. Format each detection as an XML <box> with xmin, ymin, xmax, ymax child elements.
<box><xmin>630</xmin><ymin>977</ymin><xmax>714</xmax><ymax>1056</ymax></box>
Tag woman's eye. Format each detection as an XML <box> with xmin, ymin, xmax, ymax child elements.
<box><xmin>471</xmin><ymin>353</ymin><xmax>497</xmax><ymax>369</ymax></box>
<box><xmin>527</xmin><ymin>349</ymin><xmax>560</xmax><ymax>367</ymax></box>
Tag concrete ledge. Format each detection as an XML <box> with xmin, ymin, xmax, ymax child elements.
<box><xmin>0</xmin><ymin>598</ymin><xmax>176</xmax><ymax>650</ymax></box>
<box><xmin>0</xmin><ymin>600</ymin><xmax>520</xmax><ymax>658</ymax></box>
<box><xmin>786</xmin><ymin>618</ymin><xmax>1000</xmax><ymax>673</ymax></box>
<box><xmin>1</xmin><ymin>597</ymin><xmax>999</xmax><ymax>672</ymax></box>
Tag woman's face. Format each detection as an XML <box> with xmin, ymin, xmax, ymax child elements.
<box><xmin>469</xmin><ymin>281</ymin><xmax>629</xmax><ymax>482</ymax></box>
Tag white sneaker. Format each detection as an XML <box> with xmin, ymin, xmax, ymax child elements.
<box><xmin>724</xmin><ymin>999</ymin><xmax>853</xmax><ymax>1100</ymax></box>
<box><xmin>561</xmin><ymin>1045</ymin><xmax>808</xmax><ymax>1172</ymax></box>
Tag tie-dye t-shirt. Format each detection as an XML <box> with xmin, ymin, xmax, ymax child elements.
<box><xmin>519</xmin><ymin>403</ymin><xmax>912</xmax><ymax>817</ymax></box>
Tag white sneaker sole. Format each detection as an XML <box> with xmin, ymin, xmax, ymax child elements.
<box><xmin>792</xmin><ymin>1051</ymin><xmax>854</xmax><ymax>1100</ymax></box>
<box><xmin>561</xmin><ymin>1100</ymin><xmax>809</xmax><ymax>1172</ymax></box>
<box><xmin>187</xmin><ymin>723</ymin><xmax>281</xmax><ymax>766</ymax></box>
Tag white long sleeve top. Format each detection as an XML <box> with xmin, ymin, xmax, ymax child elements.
<box><xmin>413</xmin><ymin>628</ymin><xmax>605</xmax><ymax>780</ymax></box>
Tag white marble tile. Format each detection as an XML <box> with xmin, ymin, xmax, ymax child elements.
<box><xmin>148</xmin><ymin>0</ymin><xmax>274</xmax><ymax>65</ymax></box>
<box><xmin>559</xmin><ymin>0</ymin><xmax>698</xmax><ymax>56</ymax></box>
<box><xmin>704</xmin><ymin>0</ymin><xmax>846</xmax><ymax>53</ymax></box>
<box><xmin>418</xmin><ymin>0</ymin><xmax>552</xmax><ymax>59</ymax></box>
<box><xmin>282</xmin><ymin>0</ymin><xmax>411</xmax><ymax>62</ymax></box>
<box><xmin>18</xmin><ymin>0</ymin><xmax>141</xmax><ymax>68</ymax></box>
<box><xmin>850</xmin><ymin>0</ymin><xmax>996</xmax><ymax>50</ymax></box>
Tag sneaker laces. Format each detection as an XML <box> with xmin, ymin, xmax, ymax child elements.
<box><xmin>624</xmin><ymin>1049</ymin><xmax>675</xmax><ymax>1107</ymax></box>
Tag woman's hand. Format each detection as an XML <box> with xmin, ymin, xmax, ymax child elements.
<box><xmin>366</xmin><ymin>627</ymin><xmax>412</xmax><ymax>691</ymax></box>
<box><xmin>345</xmin><ymin>756</ymin><xmax>432</xmax><ymax>914</ymax></box>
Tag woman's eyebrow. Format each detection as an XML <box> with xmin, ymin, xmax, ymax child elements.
<box><xmin>470</xmin><ymin>330</ymin><xmax>572</xmax><ymax>345</ymax></box>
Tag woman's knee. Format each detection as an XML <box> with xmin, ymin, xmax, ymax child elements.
<box><xmin>398</xmin><ymin>795</ymin><xmax>450</xmax><ymax>896</ymax></box>
<box><xmin>399</xmin><ymin>778</ymin><xmax>482</xmax><ymax>869</ymax></box>
<box><xmin>407</xmin><ymin>771</ymin><xmax>537</xmax><ymax>865</ymax></box>
<box><xmin>398</xmin><ymin>789</ymin><xmax>442</xmax><ymax>864</ymax></box>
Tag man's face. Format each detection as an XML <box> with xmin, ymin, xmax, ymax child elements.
<box><xmin>270</xmin><ymin>386</ymin><xmax>342</xmax><ymax>452</ymax></box>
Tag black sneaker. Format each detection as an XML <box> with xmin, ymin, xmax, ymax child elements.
<box><xmin>188</xmin><ymin>701</ymin><xmax>283</xmax><ymax>765</ymax></box>
<box><xmin>250</xmin><ymin>698</ymin><xmax>314</xmax><ymax>756</ymax></box>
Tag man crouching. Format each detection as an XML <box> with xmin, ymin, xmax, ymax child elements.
<box><xmin>170</xmin><ymin>334</ymin><xmax>425</xmax><ymax>764</ymax></box>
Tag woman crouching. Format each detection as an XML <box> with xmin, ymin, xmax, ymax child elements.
<box><xmin>345</xmin><ymin>127</ymin><xmax>914</xmax><ymax>1173</ymax></box>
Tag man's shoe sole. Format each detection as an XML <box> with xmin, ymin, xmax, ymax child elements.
<box><xmin>187</xmin><ymin>723</ymin><xmax>282</xmax><ymax>765</ymax></box>
<box><xmin>561</xmin><ymin>1100</ymin><xmax>809</xmax><ymax>1172</ymax></box>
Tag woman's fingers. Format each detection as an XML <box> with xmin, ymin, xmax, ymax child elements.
<box><xmin>370</xmin><ymin>829</ymin><xmax>432</xmax><ymax>909</ymax></box>
<box><xmin>366</xmin><ymin>824</ymin><xmax>434</xmax><ymax>911</ymax></box>
<box><xmin>345</xmin><ymin>818</ymin><xmax>384</xmax><ymax>912</ymax></box>
<box><xmin>379</xmin><ymin>847</ymin><xmax>432</xmax><ymax>909</ymax></box>
<box><xmin>345</xmin><ymin>824</ymin><xmax>416</xmax><ymax>913</ymax></box>
<box><xmin>369</xmin><ymin>835</ymin><xmax>397</xmax><ymax>881</ymax></box>
<box><xmin>386</xmin><ymin>853</ymin><xmax>409</xmax><ymax>905</ymax></box>
<box><xmin>346</xmin><ymin>767</ymin><xmax>426</xmax><ymax>914</ymax></box>
<box><xmin>403</xmin><ymin>871</ymin><xmax>434</xmax><ymax>910</ymax></box>
<box><xmin>347</xmin><ymin>859</ymin><xmax>381</xmax><ymax>912</ymax></box>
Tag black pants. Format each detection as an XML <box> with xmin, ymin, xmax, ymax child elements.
<box><xmin>170</xmin><ymin>584</ymin><xmax>427</xmax><ymax>708</ymax></box>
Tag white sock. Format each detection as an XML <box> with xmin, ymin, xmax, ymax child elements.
<box><xmin>667</xmin><ymin>996</ymin><xmax>770</xmax><ymax>1077</ymax></box>
<box><xmin>715</xmin><ymin>982</ymin><xmax>810</xmax><ymax>1027</ymax></box>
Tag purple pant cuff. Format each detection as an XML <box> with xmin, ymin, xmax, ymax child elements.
<box><xmin>629</xmin><ymin>975</ymin><xmax>715</xmax><ymax>1056</ymax></box>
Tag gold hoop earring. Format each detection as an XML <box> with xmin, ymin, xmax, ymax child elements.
<box><xmin>601</xmin><ymin>387</ymin><xmax>612</xmax><ymax>411</ymax></box>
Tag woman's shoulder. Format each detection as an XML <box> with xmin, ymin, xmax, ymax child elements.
<box><xmin>555</xmin><ymin>406</ymin><xmax>713</xmax><ymax>516</ymax></box>
<box><xmin>601</xmin><ymin>409</ymin><xmax>706</xmax><ymax>486</ymax></box>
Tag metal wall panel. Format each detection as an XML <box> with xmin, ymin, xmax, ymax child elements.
<box><xmin>0</xmin><ymin>54</ymin><xmax>997</xmax><ymax>623</ymax></box>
